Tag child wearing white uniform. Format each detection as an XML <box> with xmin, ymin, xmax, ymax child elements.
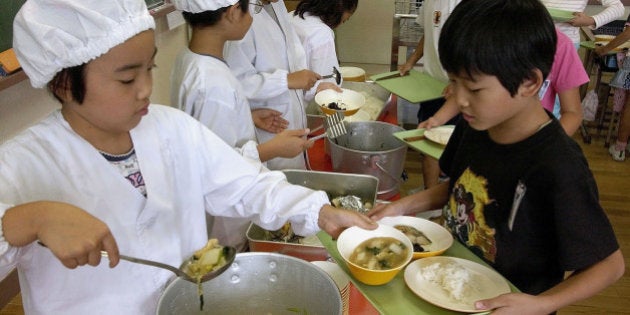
<box><xmin>0</xmin><ymin>0</ymin><xmax>376</xmax><ymax>313</ymax></box>
<box><xmin>289</xmin><ymin>0</ymin><xmax>357</xmax><ymax>101</ymax></box>
<box><xmin>170</xmin><ymin>0</ymin><xmax>315</xmax><ymax>251</ymax></box>
<box><xmin>541</xmin><ymin>0</ymin><xmax>624</xmax><ymax>45</ymax></box>
<box><xmin>224</xmin><ymin>0</ymin><xmax>321</xmax><ymax>170</ymax></box>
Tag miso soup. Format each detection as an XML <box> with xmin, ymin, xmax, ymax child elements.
<box><xmin>349</xmin><ymin>237</ymin><xmax>409</xmax><ymax>270</ymax></box>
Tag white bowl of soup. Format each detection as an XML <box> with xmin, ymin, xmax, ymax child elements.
<box><xmin>336</xmin><ymin>224</ymin><xmax>413</xmax><ymax>285</ymax></box>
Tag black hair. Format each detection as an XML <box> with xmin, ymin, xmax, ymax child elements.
<box><xmin>47</xmin><ymin>64</ymin><xmax>86</xmax><ymax>104</ymax></box>
<box><xmin>182</xmin><ymin>0</ymin><xmax>249</xmax><ymax>27</ymax></box>
<box><xmin>439</xmin><ymin>0</ymin><xmax>556</xmax><ymax>96</ymax></box>
<box><xmin>294</xmin><ymin>0</ymin><xmax>358</xmax><ymax>28</ymax></box>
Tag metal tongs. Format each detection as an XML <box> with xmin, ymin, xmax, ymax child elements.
<box><xmin>321</xmin><ymin>66</ymin><xmax>342</xmax><ymax>85</ymax></box>
<box><xmin>309</xmin><ymin>111</ymin><xmax>347</xmax><ymax>141</ymax></box>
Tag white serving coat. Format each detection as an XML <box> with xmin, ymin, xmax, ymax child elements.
<box><xmin>290</xmin><ymin>11</ymin><xmax>340</xmax><ymax>102</ymax></box>
<box><xmin>170</xmin><ymin>48</ymin><xmax>260</xmax><ymax>251</ymax></box>
<box><xmin>224</xmin><ymin>0</ymin><xmax>308</xmax><ymax>170</ymax></box>
<box><xmin>0</xmin><ymin>105</ymin><xmax>327</xmax><ymax>314</ymax></box>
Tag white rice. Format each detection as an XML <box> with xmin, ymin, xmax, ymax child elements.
<box><xmin>419</xmin><ymin>261</ymin><xmax>475</xmax><ymax>302</ymax></box>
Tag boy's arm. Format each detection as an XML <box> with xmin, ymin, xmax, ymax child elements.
<box><xmin>475</xmin><ymin>249</ymin><xmax>625</xmax><ymax>314</ymax></box>
<box><xmin>367</xmin><ymin>181</ymin><xmax>450</xmax><ymax>221</ymax></box>
<box><xmin>418</xmin><ymin>95</ymin><xmax>460</xmax><ymax>129</ymax></box>
<box><xmin>399</xmin><ymin>36</ymin><xmax>425</xmax><ymax>75</ymax></box>
<box><xmin>2</xmin><ymin>201</ymin><xmax>119</xmax><ymax>269</ymax></box>
<box><xmin>557</xmin><ymin>87</ymin><xmax>583</xmax><ymax>136</ymax></box>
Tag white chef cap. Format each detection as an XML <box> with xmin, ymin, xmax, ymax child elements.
<box><xmin>172</xmin><ymin>0</ymin><xmax>239</xmax><ymax>14</ymax></box>
<box><xmin>13</xmin><ymin>0</ymin><xmax>156</xmax><ymax>88</ymax></box>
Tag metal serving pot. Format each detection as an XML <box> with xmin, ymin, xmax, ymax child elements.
<box><xmin>156</xmin><ymin>252</ymin><xmax>342</xmax><ymax>315</ymax></box>
<box><xmin>327</xmin><ymin>121</ymin><xmax>407</xmax><ymax>200</ymax></box>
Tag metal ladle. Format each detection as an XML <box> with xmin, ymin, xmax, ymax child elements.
<box><xmin>101</xmin><ymin>246</ymin><xmax>236</xmax><ymax>283</ymax></box>
<box><xmin>321</xmin><ymin>66</ymin><xmax>342</xmax><ymax>85</ymax></box>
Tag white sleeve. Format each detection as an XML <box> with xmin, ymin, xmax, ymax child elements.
<box><xmin>592</xmin><ymin>0</ymin><xmax>624</xmax><ymax>29</ymax></box>
<box><xmin>224</xmin><ymin>36</ymin><xmax>291</xmax><ymax>103</ymax></box>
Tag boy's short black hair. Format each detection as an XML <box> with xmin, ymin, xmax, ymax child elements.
<box><xmin>439</xmin><ymin>0</ymin><xmax>556</xmax><ymax>96</ymax></box>
<box><xmin>182</xmin><ymin>0</ymin><xmax>249</xmax><ymax>27</ymax></box>
<box><xmin>294</xmin><ymin>0</ymin><xmax>358</xmax><ymax>28</ymax></box>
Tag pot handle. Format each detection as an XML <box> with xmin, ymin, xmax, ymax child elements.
<box><xmin>370</xmin><ymin>155</ymin><xmax>404</xmax><ymax>195</ymax></box>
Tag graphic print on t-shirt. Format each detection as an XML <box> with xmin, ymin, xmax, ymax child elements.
<box><xmin>444</xmin><ymin>168</ymin><xmax>497</xmax><ymax>262</ymax></box>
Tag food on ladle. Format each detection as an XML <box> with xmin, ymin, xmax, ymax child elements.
<box><xmin>184</xmin><ymin>239</ymin><xmax>228</xmax><ymax>311</ymax></box>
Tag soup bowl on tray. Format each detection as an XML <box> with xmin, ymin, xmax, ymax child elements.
<box><xmin>336</xmin><ymin>224</ymin><xmax>413</xmax><ymax>285</ymax></box>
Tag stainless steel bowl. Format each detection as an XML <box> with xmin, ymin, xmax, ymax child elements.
<box><xmin>156</xmin><ymin>252</ymin><xmax>342</xmax><ymax>315</ymax></box>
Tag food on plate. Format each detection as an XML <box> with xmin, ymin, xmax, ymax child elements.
<box><xmin>349</xmin><ymin>237</ymin><xmax>410</xmax><ymax>270</ymax></box>
<box><xmin>331</xmin><ymin>195</ymin><xmax>372</xmax><ymax>214</ymax></box>
<box><xmin>394</xmin><ymin>224</ymin><xmax>432</xmax><ymax>252</ymax></box>
<box><xmin>419</xmin><ymin>261</ymin><xmax>478</xmax><ymax>302</ymax></box>
<box><xmin>327</xmin><ymin>101</ymin><xmax>346</xmax><ymax>111</ymax></box>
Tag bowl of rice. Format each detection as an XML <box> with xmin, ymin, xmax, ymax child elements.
<box><xmin>336</xmin><ymin>224</ymin><xmax>413</xmax><ymax>285</ymax></box>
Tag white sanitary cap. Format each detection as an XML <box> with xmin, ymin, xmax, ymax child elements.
<box><xmin>13</xmin><ymin>0</ymin><xmax>156</xmax><ymax>88</ymax></box>
<box><xmin>172</xmin><ymin>0</ymin><xmax>239</xmax><ymax>14</ymax></box>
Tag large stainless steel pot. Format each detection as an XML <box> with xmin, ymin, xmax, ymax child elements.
<box><xmin>156</xmin><ymin>252</ymin><xmax>342</xmax><ymax>315</ymax></box>
<box><xmin>327</xmin><ymin>121</ymin><xmax>407</xmax><ymax>200</ymax></box>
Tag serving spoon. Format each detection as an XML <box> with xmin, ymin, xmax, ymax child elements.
<box><xmin>321</xmin><ymin>66</ymin><xmax>342</xmax><ymax>85</ymax></box>
<box><xmin>100</xmin><ymin>246</ymin><xmax>236</xmax><ymax>283</ymax></box>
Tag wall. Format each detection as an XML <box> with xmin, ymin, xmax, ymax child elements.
<box><xmin>0</xmin><ymin>15</ymin><xmax>187</xmax><ymax>143</ymax></box>
<box><xmin>2</xmin><ymin>3</ymin><xmax>629</xmax><ymax>144</ymax></box>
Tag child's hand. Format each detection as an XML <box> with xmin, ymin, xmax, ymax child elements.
<box><xmin>418</xmin><ymin>116</ymin><xmax>444</xmax><ymax>130</ymax></box>
<box><xmin>567</xmin><ymin>12</ymin><xmax>596</xmax><ymax>28</ymax></box>
<box><xmin>251</xmin><ymin>108</ymin><xmax>288</xmax><ymax>134</ymax></box>
<box><xmin>474</xmin><ymin>292</ymin><xmax>552</xmax><ymax>315</ymax></box>
<box><xmin>288</xmin><ymin>69</ymin><xmax>321</xmax><ymax>90</ymax></box>
<box><xmin>35</xmin><ymin>202</ymin><xmax>119</xmax><ymax>269</ymax></box>
<box><xmin>366</xmin><ymin>201</ymin><xmax>407</xmax><ymax>221</ymax></box>
<box><xmin>270</xmin><ymin>128</ymin><xmax>312</xmax><ymax>158</ymax></box>
<box><xmin>317</xmin><ymin>205</ymin><xmax>377</xmax><ymax>239</ymax></box>
<box><xmin>316</xmin><ymin>82</ymin><xmax>342</xmax><ymax>94</ymax></box>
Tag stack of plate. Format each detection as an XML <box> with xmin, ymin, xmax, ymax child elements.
<box><xmin>311</xmin><ymin>261</ymin><xmax>351</xmax><ymax>315</ymax></box>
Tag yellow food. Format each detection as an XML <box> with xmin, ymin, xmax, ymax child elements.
<box><xmin>185</xmin><ymin>238</ymin><xmax>227</xmax><ymax>280</ymax></box>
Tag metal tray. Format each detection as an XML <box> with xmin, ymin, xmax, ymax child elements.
<box><xmin>247</xmin><ymin>170</ymin><xmax>379</xmax><ymax>261</ymax></box>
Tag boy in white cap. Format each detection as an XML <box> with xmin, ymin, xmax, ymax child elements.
<box><xmin>223</xmin><ymin>0</ymin><xmax>321</xmax><ymax>170</ymax></box>
<box><xmin>0</xmin><ymin>0</ymin><xmax>376</xmax><ymax>313</ymax></box>
<box><xmin>170</xmin><ymin>0</ymin><xmax>314</xmax><ymax>251</ymax></box>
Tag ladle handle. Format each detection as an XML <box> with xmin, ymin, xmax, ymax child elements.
<box><xmin>100</xmin><ymin>251</ymin><xmax>188</xmax><ymax>279</ymax></box>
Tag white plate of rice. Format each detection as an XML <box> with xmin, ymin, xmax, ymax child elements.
<box><xmin>404</xmin><ymin>256</ymin><xmax>511</xmax><ymax>312</ymax></box>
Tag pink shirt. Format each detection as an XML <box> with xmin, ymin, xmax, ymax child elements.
<box><xmin>539</xmin><ymin>29</ymin><xmax>590</xmax><ymax>112</ymax></box>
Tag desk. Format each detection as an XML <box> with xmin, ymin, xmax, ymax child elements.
<box><xmin>317</xmin><ymin>232</ymin><xmax>518</xmax><ymax>314</ymax></box>
<box><xmin>579</xmin><ymin>41</ymin><xmax>620</xmax><ymax>145</ymax></box>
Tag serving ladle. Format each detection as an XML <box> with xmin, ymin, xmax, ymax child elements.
<box><xmin>321</xmin><ymin>66</ymin><xmax>342</xmax><ymax>85</ymax></box>
<box><xmin>100</xmin><ymin>246</ymin><xmax>236</xmax><ymax>283</ymax></box>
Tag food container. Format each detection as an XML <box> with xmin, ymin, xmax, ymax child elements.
<box><xmin>247</xmin><ymin>170</ymin><xmax>379</xmax><ymax>261</ymax></box>
<box><xmin>336</xmin><ymin>224</ymin><xmax>413</xmax><ymax>286</ymax></box>
<box><xmin>315</xmin><ymin>88</ymin><xmax>365</xmax><ymax>116</ymax></box>
<box><xmin>327</xmin><ymin>121</ymin><xmax>407</xmax><ymax>200</ymax></box>
<box><xmin>156</xmin><ymin>252</ymin><xmax>342</xmax><ymax>314</ymax></box>
<box><xmin>339</xmin><ymin>66</ymin><xmax>366</xmax><ymax>82</ymax></box>
<box><xmin>307</xmin><ymin>81</ymin><xmax>393</xmax><ymax>122</ymax></box>
<box><xmin>378</xmin><ymin>216</ymin><xmax>454</xmax><ymax>259</ymax></box>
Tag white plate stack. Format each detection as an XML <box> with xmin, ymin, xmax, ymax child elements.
<box><xmin>311</xmin><ymin>261</ymin><xmax>351</xmax><ymax>315</ymax></box>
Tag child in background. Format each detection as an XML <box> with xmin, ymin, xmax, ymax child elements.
<box><xmin>170</xmin><ymin>0</ymin><xmax>316</xmax><ymax>250</ymax></box>
<box><xmin>425</xmin><ymin>28</ymin><xmax>589</xmax><ymax>136</ymax></box>
<box><xmin>0</xmin><ymin>0</ymin><xmax>376</xmax><ymax>313</ymax></box>
<box><xmin>289</xmin><ymin>0</ymin><xmax>358</xmax><ymax>101</ymax></box>
<box><xmin>595</xmin><ymin>15</ymin><xmax>630</xmax><ymax>161</ymax></box>
<box><xmin>398</xmin><ymin>0</ymin><xmax>462</xmax><ymax>190</ymax></box>
<box><xmin>542</xmin><ymin>0</ymin><xmax>624</xmax><ymax>47</ymax></box>
<box><xmin>369</xmin><ymin>0</ymin><xmax>624</xmax><ymax>313</ymax></box>
<box><xmin>224</xmin><ymin>0</ymin><xmax>320</xmax><ymax>170</ymax></box>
